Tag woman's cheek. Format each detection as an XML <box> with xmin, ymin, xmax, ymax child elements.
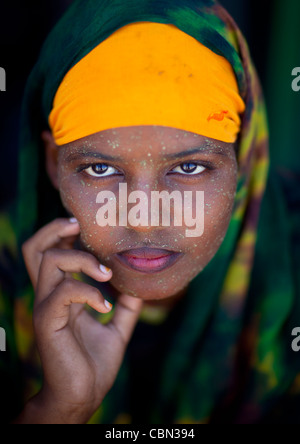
<box><xmin>59</xmin><ymin>180</ymin><xmax>120</xmax><ymax>258</ymax></box>
<box><xmin>207</xmin><ymin>191</ymin><xmax>236</xmax><ymax>249</ymax></box>
<box><xmin>190</xmin><ymin>177</ymin><xmax>237</xmax><ymax>265</ymax></box>
<box><xmin>59</xmin><ymin>180</ymin><xmax>98</xmax><ymax>240</ymax></box>
<box><xmin>59</xmin><ymin>179</ymin><xmax>92</xmax><ymax>217</ymax></box>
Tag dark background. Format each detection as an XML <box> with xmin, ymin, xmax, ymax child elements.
<box><xmin>0</xmin><ymin>0</ymin><xmax>300</xmax><ymax>210</ymax></box>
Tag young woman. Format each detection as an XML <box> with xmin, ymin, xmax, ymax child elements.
<box><xmin>1</xmin><ymin>0</ymin><xmax>300</xmax><ymax>424</ymax></box>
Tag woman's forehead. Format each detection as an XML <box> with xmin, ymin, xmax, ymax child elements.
<box><xmin>58</xmin><ymin>126</ymin><xmax>234</xmax><ymax>160</ymax></box>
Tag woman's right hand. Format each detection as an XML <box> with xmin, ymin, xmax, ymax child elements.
<box><xmin>16</xmin><ymin>218</ymin><xmax>143</xmax><ymax>424</ymax></box>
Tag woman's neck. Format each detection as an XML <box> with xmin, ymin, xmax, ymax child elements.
<box><xmin>143</xmin><ymin>286</ymin><xmax>189</xmax><ymax>310</ymax></box>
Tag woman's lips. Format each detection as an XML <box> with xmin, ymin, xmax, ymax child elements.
<box><xmin>116</xmin><ymin>247</ymin><xmax>183</xmax><ymax>274</ymax></box>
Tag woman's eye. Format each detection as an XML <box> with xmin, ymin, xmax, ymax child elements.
<box><xmin>171</xmin><ymin>162</ymin><xmax>206</xmax><ymax>176</ymax></box>
<box><xmin>83</xmin><ymin>164</ymin><xmax>119</xmax><ymax>177</ymax></box>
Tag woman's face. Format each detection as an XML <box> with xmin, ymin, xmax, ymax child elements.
<box><xmin>47</xmin><ymin>126</ymin><xmax>238</xmax><ymax>301</ymax></box>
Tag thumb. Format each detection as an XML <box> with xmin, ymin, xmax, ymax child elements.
<box><xmin>110</xmin><ymin>294</ymin><xmax>144</xmax><ymax>345</ymax></box>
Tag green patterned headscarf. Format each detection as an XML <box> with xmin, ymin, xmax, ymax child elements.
<box><xmin>2</xmin><ymin>0</ymin><xmax>299</xmax><ymax>424</ymax></box>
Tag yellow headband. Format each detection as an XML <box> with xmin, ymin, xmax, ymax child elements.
<box><xmin>49</xmin><ymin>22</ymin><xmax>245</xmax><ymax>145</ymax></box>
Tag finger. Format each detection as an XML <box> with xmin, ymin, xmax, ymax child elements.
<box><xmin>109</xmin><ymin>294</ymin><xmax>144</xmax><ymax>346</ymax></box>
<box><xmin>24</xmin><ymin>218</ymin><xmax>80</xmax><ymax>255</ymax></box>
<box><xmin>57</xmin><ymin>234</ymin><xmax>80</xmax><ymax>250</ymax></box>
<box><xmin>34</xmin><ymin>278</ymin><xmax>113</xmax><ymax>334</ymax></box>
<box><xmin>22</xmin><ymin>218</ymin><xmax>80</xmax><ymax>288</ymax></box>
<box><xmin>36</xmin><ymin>249</ymin><xmax>113</xmax><ymax>304</ymax></box>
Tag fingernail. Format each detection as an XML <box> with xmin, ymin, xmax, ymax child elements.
<box><xmin>100</xmin><ymin>264</ymin><xmax>112</xmax><ymax>274</ymax></box>
<box><xmin>69</xmin><ymin>217</ymin><xmax>79</xmax><ymax>224</ymax></box>
<box><xmin>104</xmin><ymin>300</ymin><xmax>113</xmax><ymax>311</ymax></box>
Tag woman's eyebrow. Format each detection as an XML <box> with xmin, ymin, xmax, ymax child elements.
<box><xmin>164</xmin><ymin>146</ymin><xmax>229</xmax><ymax>159</ymax></box>
<box><xmin>65</xmin><ymin>146</ymin><xmax>228</xmax><ymax>162</ymax></box>
<box><xmin>65</xmin><ymin>150</ymin><xmax>125</xmax><ymax>162</ymax></box>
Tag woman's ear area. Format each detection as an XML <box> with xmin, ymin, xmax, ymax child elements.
<box><xmin>42</xmin><ymin>130</ymin><xmax>59</xmax><ymax>190</ymax></box>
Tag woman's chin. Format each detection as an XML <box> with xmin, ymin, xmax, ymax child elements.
<box><xmin>108</xmin><ymin>277</ymin><xmax>189</xmax><ymax>303</ymax></box>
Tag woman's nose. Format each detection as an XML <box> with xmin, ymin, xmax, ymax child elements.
<box><xmin>118</xmin><ymin>178</ymin><xmax>180</xmax><ymax>232</ymax></box>
<box><xmin>121</xmin><ymin>179</ymin><xmax>158</xmax><ymax>232</ymax></box>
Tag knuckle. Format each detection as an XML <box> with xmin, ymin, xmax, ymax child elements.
<box><xmin>60</xmin><ymin>277</ymin><xmax>76</xmax><ymax>292</ymax></box>
<box><xmin>32</xmin><ymin>303</ymin><xmax>46</xmax><ymax>332</ymax></box>
<box><xmin>21</xmin><ymin>239</ymin><xmax>31</xmax><ymax>258</ymax></box>
<box><xmin>89</xmin><ymin>285</ymin><xmax>101</xmax><ymax>299</ymax></box>
<box><xmin>42</xmin><ymin>248</ymin><xmax>60</xmax><ymax>263</ymax></box>
<box><xmin>68</xmin><ymin>381</ymin><xmax>94</xmax><ymax>406</ymax></box>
